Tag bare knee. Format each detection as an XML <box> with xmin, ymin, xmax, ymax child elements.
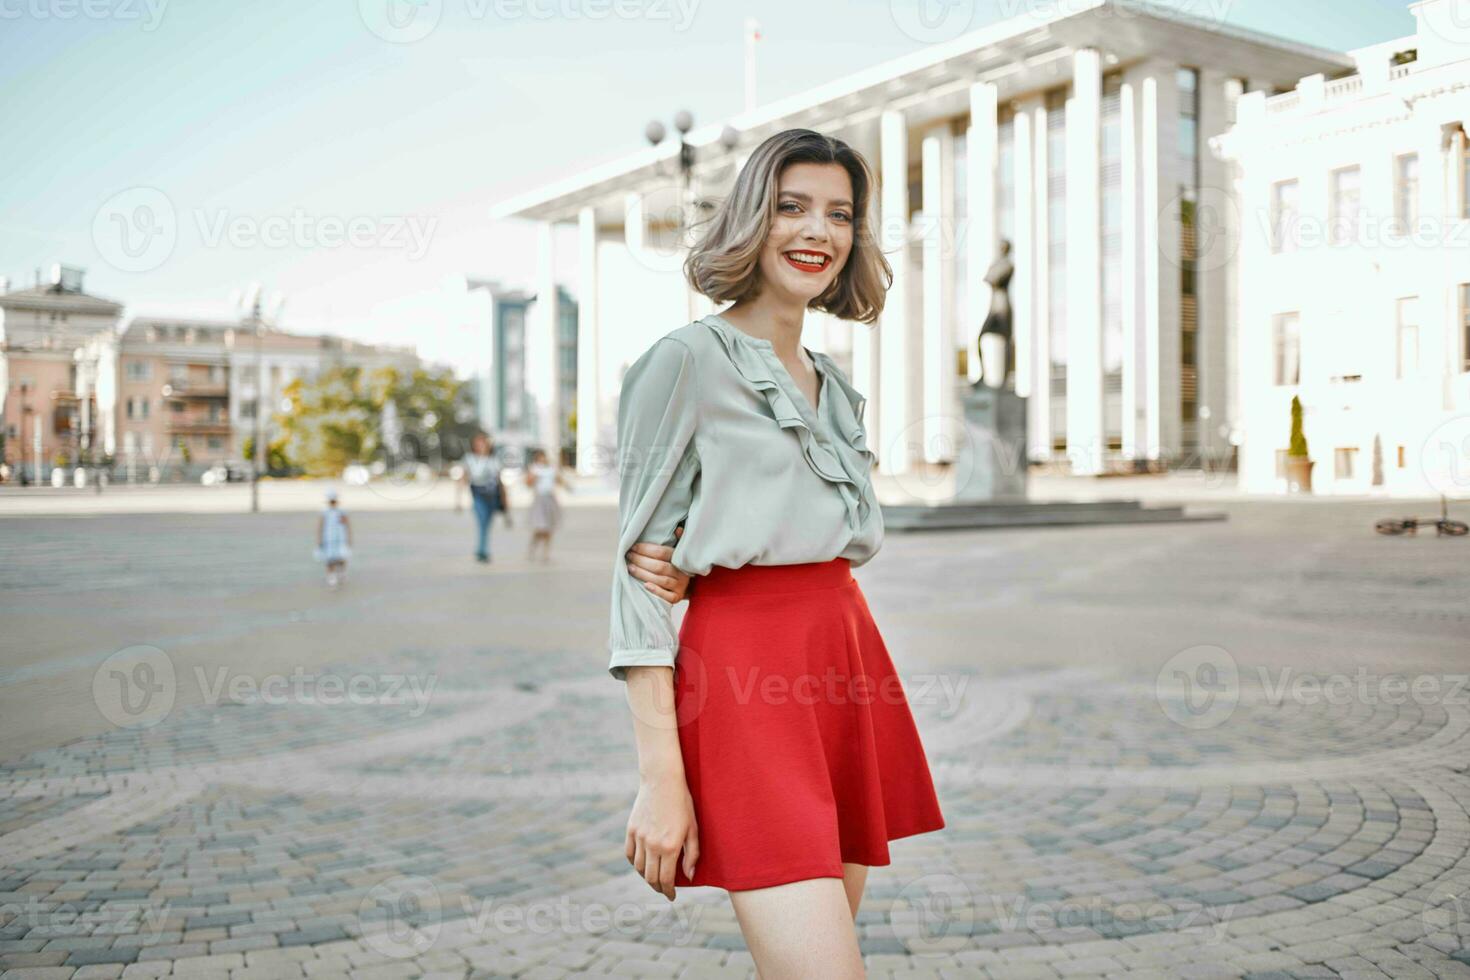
<box><xmin>728</xmin><ymin>876</ymin><xmax>864</xmax><ymax>979</ymax></box>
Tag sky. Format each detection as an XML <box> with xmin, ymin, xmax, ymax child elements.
<box><xmin>0</xmin><ymin>0</ymin><xmax>1426</xmax><ymax>377</ymax></box>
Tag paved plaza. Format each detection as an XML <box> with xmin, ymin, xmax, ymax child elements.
<box><xmin>1</xmin><ymin>492</ymin><xmax>1469</xmax><ymax>979</ymax></box>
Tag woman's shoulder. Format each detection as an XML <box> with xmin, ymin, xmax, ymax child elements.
<box><xmin>623</xmin><ymin>321</ymin><xmax>713</xmax><ymax>390</ymax></box>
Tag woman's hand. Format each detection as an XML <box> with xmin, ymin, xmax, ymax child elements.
<box><xmin>626</xmin><ymin>525</ymin><xmax>691</xmax><ymax>602</ymax></box>
<box><xmin>625</xmin><ymin>772</ymin><xmax>699</xmax><ymax>900</ymax></box>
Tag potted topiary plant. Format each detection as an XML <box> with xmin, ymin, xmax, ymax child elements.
<box><xmin>1285</xmin><ymin>395</ymin><xmax>1313</xmax><ymax>494</ymax></box>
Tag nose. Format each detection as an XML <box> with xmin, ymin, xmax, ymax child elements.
<box><xmin>799</xmin><ymin>211</ymin><xmax>831</xmax><ymax>243</ymax></box>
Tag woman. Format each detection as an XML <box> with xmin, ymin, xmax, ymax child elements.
<box><xmin>461</xmin><ymin>431</ymin><xmax>510</xmax><ymax>563</ymax></box>
<box><xmin>610</xmin><ymin>129</ymin><xmax>944</xmax><ymax>977</ymax></box>
<box><xmin>524</xmin><ymin>447</ymin><xmax>568</xmax><ymax>562</ymax></box>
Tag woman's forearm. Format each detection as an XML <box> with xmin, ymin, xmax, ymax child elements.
<box><xmin>622</xmin><ymin>665</ymin><xmax>686</xmax><ymax>781</ymax></box>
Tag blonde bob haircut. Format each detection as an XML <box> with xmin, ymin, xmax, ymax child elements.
<box><xmin>683</xmin><ymin>129</ymin><xmax>892</xmax><ymax>325</ymax></box>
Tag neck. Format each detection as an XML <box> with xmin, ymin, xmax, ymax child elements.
<box><xmin>722</xmin><ymin>293</ymin><xmax>807</xmax><ymax>361</ymax></box>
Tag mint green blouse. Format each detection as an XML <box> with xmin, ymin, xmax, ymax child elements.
<box><xmin>607</xmin><ymin>312</ymin><xmax>884</xmax><ymax>681</ymax></box>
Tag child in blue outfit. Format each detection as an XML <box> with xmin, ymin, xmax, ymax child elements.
<box><xmin>314</xmin><ymin>488</ymin><xmax>353</xmax><ymax>588</ymax></box>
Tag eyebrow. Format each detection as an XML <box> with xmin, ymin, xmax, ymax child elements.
<box><xmin>779</xmin><ymin>190</ymin><xmax>854</xmax><ymax>209</ymax></box>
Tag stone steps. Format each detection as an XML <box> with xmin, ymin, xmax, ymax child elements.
<box><xmin>881</xmin><ymin>499</ymin><xmax>1227</xmax><ymax>531</ymax></box>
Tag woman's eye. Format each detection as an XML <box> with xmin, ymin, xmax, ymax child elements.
<box><xmin>779</xmin><ymin>202</ymin><xmax>801</xmax><ymax>213</ymax></box>
<box><xmin>831</xmin><ymin>211</ymin><xmax>852</xmax><ymax>222</ymax></box>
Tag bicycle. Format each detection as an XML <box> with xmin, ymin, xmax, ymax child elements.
<box><xmin>1375</xmin><ymin>496</ymin><xmax>1469</xmax><ymax>537</ymax></box>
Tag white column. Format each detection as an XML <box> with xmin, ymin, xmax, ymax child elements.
<box><xmin>1120</xmin><ymin>76</ymin><xmax>1141</xmax><ymax>459</ymax></box>
<box><xmin>852</xmin><ymin>324</ymin><xmax>876</xmax><ymax>442</ymax></box>
<box><xmin>1066</xmin><ymin>48</ymin><xmax>1104</xmax><ymax>475</ymax></box>
<box><xmin>1232</xmin><ymin>93</ymin><xmax>1273</xmax><ymax>492</ymax></box>
<box><xmin>850</xmin><ymin>127</ymin><xmax>879</xmax><ymax>452</ymax></box>
<box><xmin>879</xmin><ymin>108</ymin><xmax>911</xmax><ymax>475</ymax></box>
<box><xmin>535</xmin><ymin>221</ymin><xmax>561</xmax><ymax>464</ymax></box>
<box><xmin>576</xmin><ymin>206</ymin><xmax>601</xmax><ymax>475</ymax></box>
<box><xmin>1142</xmin><ymin>72</ymin><xmax>1164</xmax><ymax>461</ymax></box>
<box><xmin>1030</xmin><ymin>101</ymin><xmax>1052</xmax><ymax>459</ymax></box>
<box><xmin>921</xmin><ymin>125</ymin><xmax>955</xmax><ymax>463</ymax></box>
<box><xmin>1012</xmin><ymin>103</ymin><xmax>1035</xmax><ymax>400</ymax></box>
<box><xmin>967</xmin><ymin>81</ymin><xmax>999</xmax><ymax>386</ymax></box>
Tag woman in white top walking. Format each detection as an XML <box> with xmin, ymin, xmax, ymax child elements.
<box><xmin>524</xmin><ymin>447</ymin><xmax>568</xmax><ymax>562</ymax></box>
<box><xmin>460</xmin><ymin>431</ymin><xmax>511</xmax><ymax>563</ymax></box>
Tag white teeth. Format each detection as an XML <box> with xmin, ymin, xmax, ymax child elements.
<box><xmin>786</xmin><ymin>251</ymin><xmax>828</xmax><ymax>266</ymax></box>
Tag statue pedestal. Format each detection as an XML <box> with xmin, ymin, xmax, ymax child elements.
<box><xmin>953</xmin><ymin>384</ymin><xmax>1028</xmax><ymax>503</ymax></box>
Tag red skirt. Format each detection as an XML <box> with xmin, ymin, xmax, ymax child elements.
<box><xmin>671</xmin><ymin>556</ymin><xmax>945</xmax><ymax>891</ymax></box>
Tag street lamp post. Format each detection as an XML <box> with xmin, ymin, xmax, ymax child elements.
<box><xmin>642</xmin><ymin>113</ymin><xmax>741</xmax><ymax>321</ymax></box>
<box><xmin>231</xmin><ymin>283</ymin><xmax>281</xmax><ymax>514</ymax></box>
<box><xmin>240</xmin><ymin>285</ymin><xmax>264</xmax><ymax>513</ymax></box>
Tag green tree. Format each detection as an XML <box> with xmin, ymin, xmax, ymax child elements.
<box><xmin>1288</xmin><ymin>395</ymin><xmax>1309</xmax><ymax>458</ymax></box>
<box><xmin>275</xmin><ymin>364</ymin><xmax>476</xmax><ymax>476</ymax></box>
<box><xmin>241</xmin><ymin>434</ymin><xmax>292</xmax><ymax>474</ymax></box>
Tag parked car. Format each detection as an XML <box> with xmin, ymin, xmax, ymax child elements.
<box><xmin>342</xmin><ymin>463</ymin><xmax>371</xmax><ymax>486</ymax></box>
<box><xmin>200</xmin><ymin>461</ymin><xmax>251</xmax><ymax>485</ymax></box>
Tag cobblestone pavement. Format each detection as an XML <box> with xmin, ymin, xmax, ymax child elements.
<box><xmin>2</xmin><ymin>500</ymin><xmax>1468</xmax><ymax>979</ymax></box>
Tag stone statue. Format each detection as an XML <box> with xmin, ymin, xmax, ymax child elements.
<box><xmin>975</xmin><ymin>239</ymin><xmax>1014</xmax><ymax>390</ymax></box>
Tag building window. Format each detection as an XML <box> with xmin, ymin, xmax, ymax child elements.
<box><xmin>1270</xmin><ymin>180</ymin><xmax>1300</xmax><ymax>253</ymax></box>
<box><xmin>1398</xmin><ymin>445</ymin><xmax>1407</xmax><ymax>469</ymax></box>
<box><xmin>1178</xmin><ymin>67</ymin><xmax>1201</xmax><ymax>449</ymax></box>
<box><xmin>241</xmin><ymin>399</ymin><xmax>257</xmax><ymax>420</ymax></box>
<box><xmin>1273</xmin><ymin>313</ymin><xmax>1301</xmax><ymax>386</ymax></box>
<box><xmin>1396</xmin><ymin>296</ymin><xmax>1420</xmax><ymax>379</ymax></box>
<box><xmin>1334</xmin><ymin>447</ymin><xmax>1358</xmax><ymax>481</ymax></box>
<box><xmin>1461</xmin><ymin>129</ymin><xmax>1470</xmax><ymax>219</ymax></box>
<box><xmin>1046</xmin><ymin>86</ymin><xmax>1068</xmax><ymax>451</ymax></box>
<box><xmin>125</xmin><ymin>361</ymin><xmax>152</xmax><ymax>382</ymax></box>
<box><xmin>1329</xmin><ymin>166</ymin><xmax>1362</xmax><ymax>245</ymax></box>
<box><xmin>1395</xmin><ymin>153</ymin><xmax>1419</xmax><ymax>229</ymax></box>
<box><xmin>207</xmin><ymin>437</ymin><xmax>222</xmax><ymax>450</ymax></box>
<box><xmin>1461</xmin><ymin>284</ymin><xmax>1470</xmax><ymax>373</ymax></box>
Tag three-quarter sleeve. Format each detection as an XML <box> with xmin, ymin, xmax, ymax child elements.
<box><xmin>607</xmin><ymin>337</ymin><xmax>700</xmax><ymax>681</ymax></box>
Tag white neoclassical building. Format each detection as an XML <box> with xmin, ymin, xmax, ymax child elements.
<box><xmin>490</xmin><ymin>0</ymin><xmax>1348</xmax><ymax>477</ymax></box>
<box><xmin>1215</xmin><ymin>0</ymin><xmax>1470</xmax><ymax>496</ymax></box>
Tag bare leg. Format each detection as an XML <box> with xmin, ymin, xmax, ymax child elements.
<box><xmin>728</xmin><ymin>876</ymin><xmax>864</xmax><ymax>979</ymax></box>
<box><xmin>841</xmin><ymin>863</ymin><xmax>868</xmax><ymax>919</ymax></box>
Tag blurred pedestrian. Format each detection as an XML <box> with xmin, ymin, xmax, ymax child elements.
<box><xmin>524</xmin><ymin>448</ymin><xmax>568</xmax><ymax>561</ymax></box>
<box><xmin>314</xmin><ymin>488</ymin><xmax>352</xmax><ymax>589</ymax></box>
<box><xmin>461</xmin><ymin>431</ymin><xmax>511</xmax><ymax>563</ymax></box>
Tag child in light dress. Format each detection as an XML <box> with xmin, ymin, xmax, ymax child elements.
<box><xmin>525</xmin><ymin>448</ymin><xmax>568</xmax><ymax>562</ymax></box>
<box><xmin>314</xmin><ymin>489</ymin><xmax>352</xmax><ymax>588</ymax></box>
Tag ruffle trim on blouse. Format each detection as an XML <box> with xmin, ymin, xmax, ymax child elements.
<box><xmin>701</xmin><ymin>315</ymin><xmax>873</xmax><ymax>531</ymax></box>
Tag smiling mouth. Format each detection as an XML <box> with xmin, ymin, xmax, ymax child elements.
<box><xmin>783</xmin><ymin>250</ymin><xmax>831</xmax><ymax>274</ymax></box>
